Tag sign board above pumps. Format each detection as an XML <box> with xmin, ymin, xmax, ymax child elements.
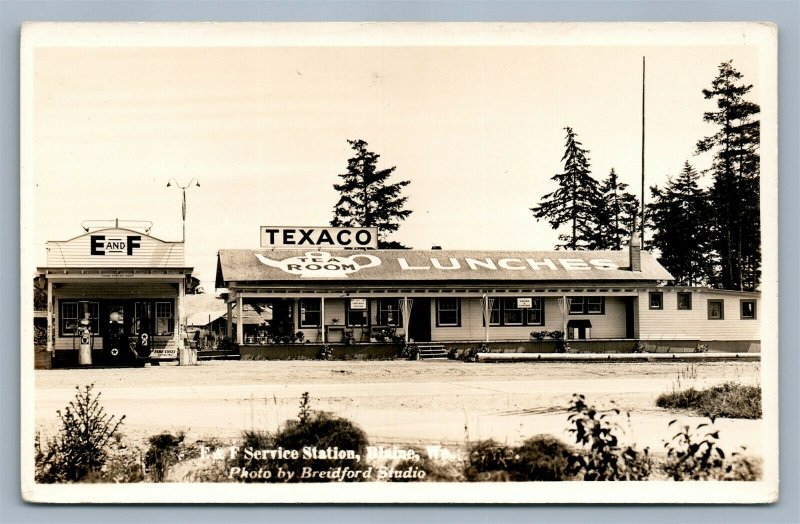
<box><xmin>260</xmin><ymin>227</ymin><xmax>379</xmax><ymax>249</ymax></box>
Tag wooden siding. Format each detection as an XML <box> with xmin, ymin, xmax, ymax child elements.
<box><xmin>430</xmin><ymin>296</ymin><xmax>628</xmax><ymax>342</ymax></box>
<box><xmin>46</xmin><ymin>228</ymin><xmax>184</xmax><ymax>268</ymax></box>
<box><xmin>54</xmin><ymin>282</ymin><xmax>178</xmax><ymax>299</ymax></box>
<box><xmin>637</xmin><ymin>289</ymin><xmax>760</xmax><ymax>341</ymax></box>
<box><xmin>52</xmin><ymin>283</ymin><xmax>179</xmax><ymax>351</ymax></box>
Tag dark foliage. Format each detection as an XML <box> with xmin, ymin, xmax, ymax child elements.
<box><xmin>656</xmin><ymin>382</ymin><xmax>761</xmax><ymax>419</ymax></box>
<box><xmin>663</xmin><ymin>417</ymin><xmax>759</xmax><ymax>481</ymax></box>
<box><xmin>464</xmin><ymin>436</ymin><xmax>575</xmax><ymax>481</ymax></box>
<box><xmin>35</xmin><ymin>384</ymin><xmax>126</xmax><ymax>483</ymax></box>
<box><xmin>145</xmin><ymin>431</ymin><xmax>187</xmax><ymax>482</ymax></box>
<box><xmin>331</xmin><ymin>139</ymin><xmax>412</xmax><ymax>247</ymax></box>
<box><xmin>230</xmin><ymin>392</ymin><xmax>370</xmax><ymax>483</ymax></box>
<box><xmin>532</xmin><ymin>127</ymin><xmax>603</xmax><ymax>250</ymax></box>
<box><xmin>591</xmin><ymin>168</ymin><xmax>640</xmax><ymax>250</ymax></box>
<box><xmin>566</xmin><ymin>394</ymin><xmax>651</xmax><ymax>481</ymax></box>
<box><xmin>695</xmin><ymin>60</ymin><xmax>761</xmax><ymax>291</ymax></box>
<box><xmin>647</xmin><ymin>161</ymin><xmax>715</xmax><ymax>286</ymax></box>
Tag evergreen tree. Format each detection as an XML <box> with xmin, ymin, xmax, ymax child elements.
<box><xmin>331</xmin><ymin>139</ymin><xmax>412</xmax><ymax>248</ymax></box>
<box><xmin>647</xmin><ymin>161</ymin><xmax>714</xmax><ymax>286</ymax></box>
<box><xmin>532</xmin><ymin>127</ymin><xmax>603</xmax><ymax>250</ymax></box>
<box><xmin>592</xmin><ymin>168</ymin><xmax>640</xmax><ymax>250</ymax></box>
<box><xmin>695</xmin><ymin>61</ymin><xmax>760</xmax><ymax>290</ymax></box>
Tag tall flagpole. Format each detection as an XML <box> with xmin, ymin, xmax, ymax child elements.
<box><xmin>640</xmin><ymin>56</ymin><xmax>646</xmax><ymax>248</ymax></box>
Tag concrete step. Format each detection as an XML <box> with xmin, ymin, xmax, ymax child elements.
<box><xmin>418</xmin><ymin>345</ymin><xmax>447</xmax><ymax>360</ymax></box>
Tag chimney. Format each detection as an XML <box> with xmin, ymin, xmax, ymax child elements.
<box><xmin>629</xmin><ymin>214</ymin><xmax>642</xmax><ymax>272</ymax></box>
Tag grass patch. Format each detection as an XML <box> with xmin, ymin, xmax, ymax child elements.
<box><xmin>656</xmin><ymin>382</ymin><xmax>761</xmax><ymax>419</ymax></box>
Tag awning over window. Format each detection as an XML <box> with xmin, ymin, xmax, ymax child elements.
<box><xmin>567</xmin><ymin>319</ymin><xmax>592</xmax><ymax>329</ymax></box>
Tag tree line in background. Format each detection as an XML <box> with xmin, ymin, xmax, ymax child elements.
<box><xmin>329</xmin><ymin>61</ymin><xmax>760</xmax><ymax>292</ymax></box>
<box><xmin>532</xmin><ymin>60</ymin><xmax>760</xmax><ymax>291</ymax></box>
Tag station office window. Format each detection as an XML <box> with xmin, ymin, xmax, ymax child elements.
<box><xmin>502</xmin><ymin>298</ymin><xmax>524</xmax><ymax>326</ymax></box>
<box><xmin>377</xmin><ymin>299</ymin><xmax>401</xmax><ymax>327</ymax></box>
<box><xmin>707</xmin><ymin>300</ymin><xmax>724</xmax><ymax>320</ymax></box>
<box><xmin>486</xmin><ymin>298</ymin><xmax>544</xmax><ymax>327</ymax></box>
<box><xmin>436</xmin><ymin>298</ymin><xmax>460</xmax><ymax>327</ymax></box>
<box><xmin>740</xmin><ymin>299</ymin><xmax>757</xmax><ymax>320</ymax></box>
<box><xmin>677</xmin><ymin>292</ymin><xmax>692</xmax><ymax>310</ymax></box>
<box><xmin>649</xmin><ymin>292</ymin><xmax>663</xmax><ymax>310</ymax></box>
<box><xmin>299</xmin><ymin>298</ymin><xmax>321</xmax><ymax>328</ymax></box>
<box><xmin>346</xmin><ymin>302</ymin><xmax>369</xmax><ymax>327</ymax></box>
<box><xmin>155</xmin><ymin>302</ymin><xmax>175</xmax><ymax>335</ymax></box>
<box><xmin>60</xmin><ymin>301</ymin><xmax>99</xmax><ymax>335</ymax></box>
<box><xmin>569</xmin><ymin>297</ymin><xmax>605</xmax><ymax>315</ymax></box>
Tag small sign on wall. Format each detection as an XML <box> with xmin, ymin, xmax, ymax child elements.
<box><xmin>349</xmin><ymin>298</ymin><xmax>367</xmax><ymax>310</ymax></box>
<box><xmin>517</xmin><ymin>298</ymin><xmax>533</xmax><ymax>309</ymax></box>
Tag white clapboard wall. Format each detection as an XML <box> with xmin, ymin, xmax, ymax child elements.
<box><xmin>46</xmin><ymin>228</ymin><xmax>184</xmax><ymax>268</ymax></box>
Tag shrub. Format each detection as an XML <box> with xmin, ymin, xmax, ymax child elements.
<box><xmin>463</xmin><ymin>343</ymin><xmax>488</xmax><ymax>362</ymax></box>
<box><xmin>464</xmin><ymin>436</ymin><xmax>575</xmax><ymax>481</ymax></box>
<box><xmin>447</xmin><ymin>347</ymin><xmax>459</xmax><ymax>360</ymax></box>
<box><xmin>145</xmin><ymin>431</ymin><xmax>187</xmax><ymax>482</ymax></box>
<box><xmin>35</xmin><ymin>384</ymin><xmax>126</xmax><ymax>483</ymax></box>
<box><xmin>228</xmin><ymin>392</ymin><xmax>370</xmax><ymax>483</ymax></box>
<box><xmin>389</xmin><ymin>447</ymin><xmax>463</xmax><ymax>482</ymax></box>
<box><xmin>552</xmin><ymin>331</ymin><xmax>570</xmax><ymax>353</ymax></box>
<box><xmin>400</xmin><ymin>343</ymin><xmax>419</xmax><ymax>360</ymax></box>
<box><xmin>662</xmin><ymin>417</ymin><xmax>759</xmax><ymax>481</ymax></box>
<box><xmin>566</xmin><ymin>394</ymin><xmax>651</xmax><ymax>481</ymax></box>
<box><xmin>82</xmin><ymin>443</ymin><xmax>145</xmax><ymax>483</ymax></box>
<box><xmin>530</xmin><ymin>331</ymin><xmax>548</xmax><ymax>341</ymax></box>
<box><xmin>316</xmin><ymin>345</ymin><xmax>333</xmax><ymax>360</ymax></box>
<box><xmin>656</xmin><ymin>382</ymin><xmax>761</xmax><ymax>419</ymax></box>
<box><xmin>633</xmin><ymin>340</ymin><xmax>649</xmax><ymax>353</ymax></box>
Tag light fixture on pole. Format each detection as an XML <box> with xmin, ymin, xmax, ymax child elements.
<box><xmin>166</xmin><ymin>178</ymin><xmax>200</xmax><ymax>242</ymax></box>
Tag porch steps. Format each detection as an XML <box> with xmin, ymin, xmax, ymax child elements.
<box><xmin>417</xmin><ymin>344</ymin><xmax>447</xmax><ymax>360</ymax></box>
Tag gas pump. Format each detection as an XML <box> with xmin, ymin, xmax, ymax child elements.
<box><xmin>134</xmin><ymin>303</ymin><xmax>153</xmax><ymax>364</ymax></box>
<box><xmin>104</xmin><ymin>311</ymin><xmax>128</xmax><ymax>365</ymax></box>
<box><xmin>76</xmin><ymin>301</ymin><xmax>93</xmax><ymax>366</ymax></box>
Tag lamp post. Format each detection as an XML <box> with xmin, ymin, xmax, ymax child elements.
<box><xmin>166</xmin><ymin>177</ymin><xmax>200</xmax><ymax>242</ymax></box>
<box><xmin>166</xmin><ymin>178</ymin><xmax>200</xmax><ymax>366</ymax></box>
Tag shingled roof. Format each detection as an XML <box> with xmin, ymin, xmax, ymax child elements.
<box><xmin>216</xmin><ymin>249</ymin><xmax>673</xmax><ymax>286</ymax></box>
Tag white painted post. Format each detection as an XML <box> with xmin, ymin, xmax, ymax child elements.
<box><xmin>402</xmin><ymin>297</ymin><xmax>409</xmax><ymax>344</ymax></box>
<box><xmin>226</xmin><ymin>301</ymin><xmax>233</xmax><ymax>340</ymax></box>
<box><xmin>321</xmin><ymin>296</ymin><xmax>326</xmax><ymax>344</ymax></box>
<box><xmin>236</xmin><ymin>295</ymin><xmax>244</xmax><ymax>345</ymax></box>
<box><xmin>178</xmin><ymin>278</ymin><xmax>188</xmax><ymax>365</ymax></box>
<box><xmin>46</xmin><ymin>280</ymin><xmax>53</xmax><ymax>353</ymax></box>
<box><xmin>482</xmin><ymin>294</ymin><xmax>490</xmax><ymax>343</ymax></box>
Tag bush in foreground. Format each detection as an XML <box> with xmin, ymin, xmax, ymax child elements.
<box><xmin>35</xmin><ymin>384</ymin><xmax>126</xmax><ymax>483</ymax></box>
<box><xmin>663</xmin><ymin>417</ymin><xmax>761</xmax><ymax>481</ymax></box>
<box><xmin>464</xmin><ymin>436</ymin><xmax>575</xmax><ymax>481</ymax></box>
<box><xmin>656</xmin><ymin>382</ymin><xmax>761</xmax><ymax>419</ymax></box>
<box><xmin>214</xmin><ymin>392</ymin><xmax>370</xmax><ymax>483</ymax></box>
<box><xmin>566</xmin><ymin>394</ymin><xmax>651</xmax><ymax>481</ymax></box>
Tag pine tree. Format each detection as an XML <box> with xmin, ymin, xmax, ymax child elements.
<box><xmin>532</xmin><ymin>127</ymin><xmax>603</xmax><ymax>250</ymax></box>
<box><xmin>592</xmin><ymin>168</ymin><xmax>640</xmax><ymax>250</ymax></box>
<box><xmin>647</xmin><ymin>161</ymin><xmax>714</xmax><ymax>286</ymax></box>
<box><xmin>331</xmin><ymin>139</ymin><xmax>412</xmax><ymax>248</ymax></box>
<box><xmin>695</xmin><ymin>61</ymin><xmax>760</xmax><ymax>290</ymax></box>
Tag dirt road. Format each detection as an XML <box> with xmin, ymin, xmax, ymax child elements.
<box><xmin>34</xmin><ymin>360</ymin><xmax>762</xmax><ymax>454</ymax></box>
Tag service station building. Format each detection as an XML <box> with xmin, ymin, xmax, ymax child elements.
<box><xmin>215</xmin><ymin>239</ymin><xmax>761</xmax><ymax>358</ymax></box>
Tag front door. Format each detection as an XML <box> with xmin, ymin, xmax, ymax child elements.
<box><xmin>408</xmin><ymin>298</ymin><xmax>431</xmax><ymax>342</ymax></box>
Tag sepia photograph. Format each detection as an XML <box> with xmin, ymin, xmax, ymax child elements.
<box><xmin>19</xmin><ymin>22</ymin><xmax>778</xmax><ymax>504</ymax></box>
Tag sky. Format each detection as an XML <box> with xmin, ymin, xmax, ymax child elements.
<box><xmin>30</xmin><ymin>33</ymin><xmax>760</xmax><ymax>289</ymax></box>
